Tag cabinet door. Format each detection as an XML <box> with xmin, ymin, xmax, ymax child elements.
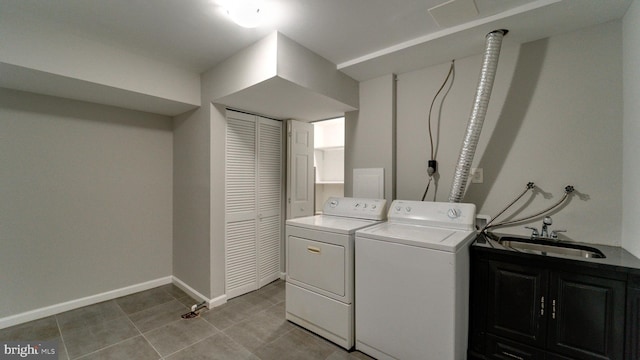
<box><xmin>488</xmin><ymin>261</ymin><xmax>548</xmax><ymax>348</ymax></box>
<box><xmin>547</xmin><ymin>272</ymin><xmax>625</xmax><ymax>360</ymax></box>
<box><xmin>627</xmin><ymin>285</ymin><xmax>640</xmax><ymax>360</ymax></box>
<box><xmin>469</xmin><ymin>258</ymin><xmax>489</xmax><ymax>355</ymax></box>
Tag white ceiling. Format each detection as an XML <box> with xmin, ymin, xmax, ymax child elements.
<box><xmin>2</xmin><ymin>0</ymin><xmax>633</xmax><ymax>81</ymax></box>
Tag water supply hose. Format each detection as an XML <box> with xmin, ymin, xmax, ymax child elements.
<box><xmin>482</xmin><ymin>182</ymin><xmax>535</xmax><ymax>231</ymax></box>
<box><xmin>484</xmin><ymin>185</ymin><xmax>575</xmax><ymax>231</ymax></box>
<box><xmin>448</xmin><ymin>29</ymin><xmax>508</xmax><ymax>203</ymax></box>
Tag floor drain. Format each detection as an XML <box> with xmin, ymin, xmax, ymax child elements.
<box><xmin>181</xmin><ymin>301</ymin><xmax>207</xmax><ymax>319</ymax></box>
<box><xmin>181</xmin><ymin>311</ymin><xmax>200</xmax><ymax>319</ymax></box>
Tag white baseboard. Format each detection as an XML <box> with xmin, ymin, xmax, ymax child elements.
<box><xmin>0</xmin><ymin>276</ymin><xmax>172</xmax><ymax>330</ymax></box>
<box><xmin>208</xmin><ymin>294</ymin><xmax>227</xmax><ymax>308</ymax></box>
<box><xmin>171</xmin><ymin>276</ymin><xmax>226</xmax><ymax>309</ymax></box>
<box><xmin>171</xmin><ymin>276</ymin><xmax>210</xmax><ymax>306</ymax></box>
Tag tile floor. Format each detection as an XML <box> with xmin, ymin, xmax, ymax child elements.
<box><xmin>0</xmin><ymin>280</ymin><xmax>374</xmax><ymax>360</ymax></box>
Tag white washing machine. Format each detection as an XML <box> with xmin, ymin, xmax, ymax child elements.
<box><xmin>355</xmin><ymin>200</ymin><xmax>476</xmax><ymax>360</ymax></box>
<box><xmin>286</xmin><ymin>197</ymin><xmax>387</xmax><ymax>349</ymax></box>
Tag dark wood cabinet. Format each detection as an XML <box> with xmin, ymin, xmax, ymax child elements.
<box><xmin>470</xmin><ymin>241</ymin><xmax>630</xmax><ymax>360</ymax></box>
<box><xmin>469</xmin><ymin>258</ymin><xmax>489</xmax><ymax>355</ymax></box>
<box><xmin>487</xmin><ymin>261</ymin><xmax>548</xmax><ymax>347</ymax></box>
<box><xmin>627</xmin><ymin>277</ymin><xmax>640</xmax><ymax>360</ymax></box>
<box><xmin>547</xmin><ymin>272</ymin><xmax>625</xmax><ymax>360</ymax></box>
<box><xmin>486</xmin><ymin>334</ymin><xmax>545</xmax><ymax>360</ymax></box>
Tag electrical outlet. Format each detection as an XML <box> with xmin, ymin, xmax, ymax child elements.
<box><xmin>471</xmin><ymin>168</ymin><xmax>483</xmax><ymax>183</ymax></box>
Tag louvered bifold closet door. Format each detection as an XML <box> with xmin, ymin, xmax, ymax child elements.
<box><xmin>225</xmin><ymin>111</ymin><xmax>283</xmax><ymax>300</ymax></box>
<box><xmin>225</xmin><ymin>112</ymin><xmax>258</xmax><ymax>299</ymax></box>
<box><xmin>257</xmin><ymin>118</ymin><xmax>282</xmax><ymax>288</ymax></box>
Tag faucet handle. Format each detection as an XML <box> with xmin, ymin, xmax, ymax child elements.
<box><xmin>550</xmin><ymin>230</ymin><xmax>566</xmax><ymax>240</ymax></box>
<box><xmin>525</xmin><ymin>226</ymin><xmax>539</xmax><ymax>238</ymax></box>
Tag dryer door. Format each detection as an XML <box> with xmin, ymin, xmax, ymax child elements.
<box><xmin>287</xmin><ymin>236</ymin><xmax>345</xmax><ymax>297</ymax></box>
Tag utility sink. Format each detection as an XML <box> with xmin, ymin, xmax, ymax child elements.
<box><xmin>499</xmin><ymin>237</ymin><xmax>606</xmax><ymax>259</ymax></box>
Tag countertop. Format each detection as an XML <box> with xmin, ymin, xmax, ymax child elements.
<box><xmin>473</xmin><ymin>232</ymin><xmax>640</xmax><ymax>275</ymax></box>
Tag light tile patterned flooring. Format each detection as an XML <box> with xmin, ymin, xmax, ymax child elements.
<box><xmin>0</xmin><ymin>280</ymin><xmax>374</xmax><ymax>360</ymax></box>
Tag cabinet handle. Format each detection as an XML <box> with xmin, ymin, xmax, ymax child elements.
<box><xmin>501</xmin><ymin>351</ymin><xmax>524</xmax><ymax>360</ymax></box>
<box><xmin>552</xmin><ymin>299</ymin><xmax>556</xmax><ymax>319</ymax></box>
<box><xmin>307</xmin><ymin>246</ymin><xmax>321</xmax><ymax>254</ymax></box>
<box><xmin>540</xmin><ymin>296</ymin><xmax>545</xmax><ymax>316</ymax></box>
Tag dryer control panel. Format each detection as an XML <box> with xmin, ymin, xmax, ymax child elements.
<box><xmin>323</xmin><ymin>197</ymin><xmax>387</xmax><ymax>221</ymax></box>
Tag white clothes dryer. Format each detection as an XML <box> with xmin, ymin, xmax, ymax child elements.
<box><xmin>286</xmin><ymin>197</ymin><xmax>387</xmax><ymax>349</ymax></box>
<box><xmin>355</xmin><ymin>200</ymin><xmax>476</xmax><ymax>360</ymax></box>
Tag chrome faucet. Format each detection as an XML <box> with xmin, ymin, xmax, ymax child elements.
<box><xmin>524</xmin><ymin>216</ymin><xmax>566</xmax><ymax>241</ymax></box>
<box><xmin>525</xmin><ymin>226</ymin><xmax>539</xmax><ymax>238</ymax></box>
<box><xmin>550</xmin><ymin>229</ymin><xmax>566</xmax><ymax>240</ymax></box>
<box><xmin>540</xmin><ymin>216</ymin><xmax>552</xmax><ymax>238</ymax></box>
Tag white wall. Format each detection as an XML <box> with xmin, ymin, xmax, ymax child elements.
<box><xmin>622</xmin><ymin>0</ymin><xmax>640</xmax><ymax>257</ymax></box>
<box><xmin>277</xmin><ymin>33</ymin><xmax>359</xmax><ymax>110</ymax></box>
<box><xmin>395</xmin><ymin>21</ymin><xmax>623</xmax><ymax>246</ymax></box>
<box><xmin>0</xmin><ymin>89</ymin><xmax>173</xmax><ymax>319</ymax></box>
<box><xmin>0</xmin><ymin>9</ymin><xmax>200</xmax><ymax>110</ymax></box>
<box><xmin>167</xmin><ymin>87</ymin><xmax>228</xmax><ymax>305</ymax></box>
<box><xmin>314</xmin><ymin>118</ymin><xmax>345</xmax><ymax>149</ymax></box>
<box><xmin>206</xmin><ymin>33</ymin><xmax>278</xmax><ymax>101</ymax></box>
<box><xmin>209</xmin><ymin>104</ymin><xmax>228</xmax><ymax>302</ymax></box>
<box><xmin>345</xmin><ymin>74</ymin><xmax>396</xmax><ymax>202</ymax></box>
<box><xmin>317</xmin><ymin>148</ymin><xmax>345</xmax><ymax>182</ymax></box>
<box><xmin>173</xmin><ymin>106</ymin><xmax>212</xmax><ymax>298</ymax></box>
<box><xmin>208</xmin><ymin>32</ymin><xmax>358</xmax><ymax>122</ymax></box>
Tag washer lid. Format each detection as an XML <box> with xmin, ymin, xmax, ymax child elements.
<box><xmin>286</xmin><ymin>215</ymin><xmax>382</xmax><ymax>234</ymax></box>
<box><xmin>356</xmin><ymin>222</ymin><xmax>476</xmax><ymax>252</ymax></box>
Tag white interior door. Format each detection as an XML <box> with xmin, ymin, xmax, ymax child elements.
<box><xmin>287</xmin><ymin>120</ymin><xmax>314</xmax><ymax>219</ymax></box>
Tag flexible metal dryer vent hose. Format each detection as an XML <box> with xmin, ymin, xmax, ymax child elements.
<box><xmin>448</xmin><ymin>29</ymin><xmax>508</xmax><ymax>203</ymax></box>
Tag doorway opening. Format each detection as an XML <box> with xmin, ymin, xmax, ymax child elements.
<box><xmin>313</xmin><ymin>117</ymin><xmax>344</xmax><ymax>214</ymax></box>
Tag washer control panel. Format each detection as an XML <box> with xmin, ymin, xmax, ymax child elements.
<box><xmin>389</xmin><ymin>200</ymin><xmax>476</xmax><ymax>231</ymax></box>
<box><xmin>323</xmin><ymin>197</ymin><xmax>387</xmax><ymax>220</ymax></box>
